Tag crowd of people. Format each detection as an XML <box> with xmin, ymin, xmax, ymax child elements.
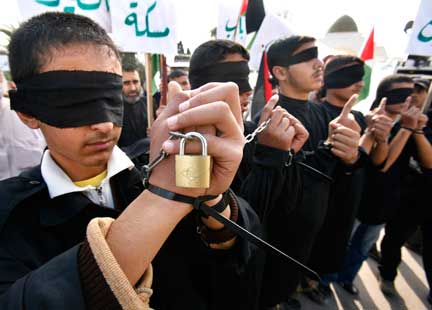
<box><xmin>0</xmin><ymin>11</ymin><xmax>431</xmax><ymax>310</ymax></box>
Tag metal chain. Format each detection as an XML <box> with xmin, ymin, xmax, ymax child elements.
<box><xmin>142</xmin><ymin>131</ymin><xmax>190</xmax><ymax>184</ymax></box>
<box><xmin>244</xmin><ymin>118</ymin><xmax>272</xmax><ymax>143</ymax></box>
<box><xmin>144</xmin><ymin>118</ymin><xmax>273</xmax><ymax>184</ymax></box>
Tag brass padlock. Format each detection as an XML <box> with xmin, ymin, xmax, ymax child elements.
<box><xmin>175</xmin><ymin>132</ymin><xmax>211</xmax><ymax>188</ymax></box>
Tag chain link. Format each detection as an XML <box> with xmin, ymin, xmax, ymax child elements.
<box><xmin>143</xmin><ymin>118</ymin><xmax>273</xmax><ymax>185</ymax></box>
<box><xmin>142</xmin><ymin>131</ymin><xmax>191</xmax><ymax>185</ymax></box>
<box><xmin>244</xmin><ymin>118</ymin><xmax>272</xmax><ymax>143</ymax></box>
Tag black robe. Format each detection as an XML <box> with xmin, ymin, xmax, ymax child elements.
<box><xmin>241</xmin><ymin>95</ymin><xmax>345</xmax><ymax>306</ymax></box>
<box><xmin>308</xmin><ymin>101</ymin><xmax>367</xmax><ymax>274</ymax></box>
<box><xmin>118</xmin><ymin>96</ymin><xmax>148</xmax><ymax>148</ymax></box>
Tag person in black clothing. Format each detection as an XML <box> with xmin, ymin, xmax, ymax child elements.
<box><xmin>305</xmin><ymin>55</ymin><xmax>393</xmax><ymax>304</ymax></box>
<box><xmin>0</xmin><ymin>12</ymin><xmax>260</xmax><ymax>310</ymax></box>
<box><xmin>337</xmin><ymin>74</ymin><xmax>430</xmax><ymax>297</ymax></box>
<box><xmin>188</xmin><ymin>39</ymin><xmax>307</xmax><ymax>195</ymax></box>
<box><xmin>241</xmin><ymin>36</ymin><xmax>363</xmax><ymax>310</ymax></box>
<box><xmin>378</xmin><ymin>77</ymin><xmax>432</xmax><ymax>303</ymax></box>
<box><xmin>117</xmin><ymin>61</ymin><xmax>148</xmax><ymax>148</ymax></box>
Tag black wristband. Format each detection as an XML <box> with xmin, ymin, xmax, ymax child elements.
<box><xmin>147</xmin><ymin>184</ymin><xmax>228</xmax><ymax>218</ymax></box>
<box><xmin>401</xmin><ymin>126</ymin><xmax>415</xmax><ymax>133</ymax></box>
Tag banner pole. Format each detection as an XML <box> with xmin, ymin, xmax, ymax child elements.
<box><xmin>144</xmin><ymin>53</ymin><xmax>154</xmax><ymax>128</ymax></box>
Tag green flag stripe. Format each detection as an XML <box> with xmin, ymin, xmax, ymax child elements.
<box><xmin>358</xmin><ymin>64</ymin><xmax>372</xmax><ymax>101</ymax></box>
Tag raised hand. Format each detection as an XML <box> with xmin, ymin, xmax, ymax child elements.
<box><xmin>416</xmin><ymin>113</ymin><xmax>428</xmax><ymax>131</ymax></box>
<box><xmin>257</xmin><ymin>94</ymin><xmax>309</xmax><ymax>152</ymax></box>
<box><xmin>368</xmin><ymin>98</ymin><xmax>393</xmax><ymax>143</ymax></box>
<box><xmin>400</xmin><ymin>97</ymin><xmax>421</xmax><ymax>130</ymax></box>
<box><xmin>327</xmin><ymin>94</ymin><xmax>361</xmax><ymax>164</ymax></box>
<box><xmin>149</xmin><ymin>82</ymin><xmax>245</xmax><ymax>197</ymax></box>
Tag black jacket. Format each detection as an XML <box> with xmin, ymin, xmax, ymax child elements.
<box><xmin>0</xmin><ymin>165</ymin><xmax>263</xmax><ymax>310</ymax></box>
<box><xmin>0</xmin><ymin>166</ymin><xmax>141</xmax><ymax>309</ymax></box>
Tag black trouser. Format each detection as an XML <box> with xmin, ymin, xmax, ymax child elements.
<box><xmin>379</xmin><ymin>212</ymin><xmax>432</xmax><ymax>292</ymax></box>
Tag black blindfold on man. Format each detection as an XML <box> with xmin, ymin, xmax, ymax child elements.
<box><xmin>189</xmin><ymin>61</ymin><xmax>252</xmax><ymax>94</ymax></box>
<box><xmin>324</xmin><ymin>64</ymin><xmax>365</xmax><ymax>89</ymax></box>
<box><xmin>371</xmin><ymin>87</ymin><xmax>413</xmax><ymax>109</ymax></box>
<box><xmin>9</xmin><ymin>71</ymin><xmax>124</xmax><ymax>128</ymax></box>
<box><xmin>271</xmin><ymin>46</ymin><xmax>319</xmax><ymax>68</ymax></box>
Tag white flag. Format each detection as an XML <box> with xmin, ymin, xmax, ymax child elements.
<box><xmin>17</xmin><ymin>0</ymin><xmax>111</xmax><ymax>32</ymax></box>
<box><xmin>249</xmin><ymin>13</ymin><xmax>293</xmax><ymax>71</ymax></box>
<box><xmin>406</xmin><ymin>0</ymin><xmax>432</xmax><ymax>56</ymax></box>
<box><xmin>110</xmin><ymin>0</ymin><xmax>177</xmax><ymax>54</ymax></box>
<box><xmin>217</xmin><ymin>0</ymin><xmax>247</xmax><ymax>46</ymax></box>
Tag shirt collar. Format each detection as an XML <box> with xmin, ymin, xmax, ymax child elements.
<box><xmin>41</xmin><ymin>145</ymin><xmax>134</xmax><ymax>199</ymax></box>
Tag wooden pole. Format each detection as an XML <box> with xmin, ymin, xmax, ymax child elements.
<box><xmin>159</xmin><ymin>54</ymin><xmax>168</xmax><ymax>109</ymax></box>
<box><xmin>144</xmin><ymin>53</ymin><xmax>154</xmax><ymax>128</ymax></box>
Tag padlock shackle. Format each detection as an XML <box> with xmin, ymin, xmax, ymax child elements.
<box><xmin>179</xmin><ymin>132</ymin><xmax>208</xmax><ymax>156</ymax></box>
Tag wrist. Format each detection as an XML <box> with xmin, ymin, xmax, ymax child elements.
<box><xmin>142</xmin><ymin>189</ymin><xmax>193</xmax><ymax>214</ymax></box>
<box><xmin>400</xmin><ymin>126</ymin><xmax>415</xmax><ymax>134</ymax></box>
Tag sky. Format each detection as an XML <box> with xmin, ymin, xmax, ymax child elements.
<box><xmin>0</xmin><ymin>0</ymin><xmax>422</xmax><ymax>58</ymax></box>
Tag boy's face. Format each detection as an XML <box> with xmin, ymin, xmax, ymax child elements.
<box><xmin>34</xmin><ymin>43</ymin><xmax>122</xmax><ymax>179</ymax></box>
<box><xmin>286</xmin><ymin>42</ymin><xmax>323</xmax><ymax>93</ymax></box>
<box><xmin>330</xmin><ymin>79</ymin><xmax>365</xmax><ymax>103</ymax></box>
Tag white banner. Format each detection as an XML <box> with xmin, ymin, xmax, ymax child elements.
<box><xmin>217</xmin><ymin>0</ymin><xmax>247</xmax><ymax>46</ymax></box>
<box><xmin>406</xmin><ymin>0</ymin><xmax>432</xmax><ymax>56</ymax></box>
<box><xmin>17</xmin><ymin>0</ymin><xmax>111</xmax><ymax>32</ymax></box>
<box><xmin>110</xmin><ymin>0</ymin><xmax>177</xmax><ymax>54</ymax></box>
<box><xmin>0</xmin><ymin>55</ymin><xmax>8</xmax><ymax>71</ymax></box>
<box><xmin>249</xmin><ymin>13</ymin><xmax>293</xmax><ymax>71</ymax></box>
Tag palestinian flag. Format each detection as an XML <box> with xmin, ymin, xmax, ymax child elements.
<box><xmin>151</xmin><ymin>54</ymin><xmax>160</xmax><ymax>96</ymax></box>
<box><xmin>245</xmin><ymin>0</ymin><xmax>265</xmax><ymax>34</ymax></box>
<box><xmin>250</xmin><ymin>50</ymin><xmax>273</xmax><ymax>121</ymax></box>
<box><xmin>358</xmin><ymin>28</ymin><xmax>374</xmax><ymax>101</ymax></box>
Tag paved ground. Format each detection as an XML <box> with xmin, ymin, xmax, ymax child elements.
<box><xmin>298</xmin><ymin>239</ymin><xmax>431</xmax><ymax>309</ymax></box>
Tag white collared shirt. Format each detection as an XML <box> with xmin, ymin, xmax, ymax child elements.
<box><xmin>41</xmin><ymin>145</ymin><xmax>134</xmax><ymax>209</ymax></box>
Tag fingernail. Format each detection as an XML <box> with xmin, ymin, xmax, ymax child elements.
<box><xmin>178</xmin><ymin>100</ymin><xmax>190</xmax><ymax>112</ymax></box>
<box><xmin>166</xmin><ymin>116</ymin><xmax>178</xmax><ymax>129</ymax></box>
<box><xmin>162</xmin><ymin>140</ymin><xmax>174</xmax><ymax>153</ymax></box>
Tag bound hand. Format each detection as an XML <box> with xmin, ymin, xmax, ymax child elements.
<box><xmin>149</xmin><ymin>82</ymin><xmax>245</xmax><ymax>197</ymax></box>
<box><xmin>258</xmin><ymin>94</ymin><xmax>309</xmax><ymax>152</ymax></box>
<box><xmin>327</xmin><ymin>94</ymin><xmax>361</xmax><ymax>164</ymax></box>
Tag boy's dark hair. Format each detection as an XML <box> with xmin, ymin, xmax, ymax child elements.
<box><xmin>370</xmin><ymin>74</ymin><xmax>413</xmax><ymax>109</ymax></box>
<box><xmin>189</xmin><ymin>39</ymin><xmax>249</xmax><ymax>76</ymax></box>
<box><xmin>168</xmin><ymin>69</ymin><xmax>188</xmax><ymax>81</ymax></box>
<box><xmin>267</xmin><ymin>35</ymin><xmax>315</xmax><ymax>76</ymax></box>
<box><xmin>8</xmin><ymin>12</ymin><xmax>120</xmax><ymax>83</ymax></box>
<box><xmin>323</xmin><ymin>55</ymin><xmax>364</xmax><ymax>76</ymax></box>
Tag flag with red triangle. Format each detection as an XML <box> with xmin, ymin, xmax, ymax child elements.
<box><xmin>358</xmin><ymin>28</ymin><xmax>374</xmax><ymax>101</ymax></box>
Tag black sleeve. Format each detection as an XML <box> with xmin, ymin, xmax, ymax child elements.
<box><xmin>240</xmin><ymin>144</ymin><xmax>302</xmax><ymax>220</ymax></box>
<box><xmin>0</xmin><ymin>245</ymin><xmax>87</xmax><ymax>310</ymax></box>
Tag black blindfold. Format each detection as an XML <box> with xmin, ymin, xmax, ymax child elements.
<box><xmin>274</xmin><ymin>47</ymin><xmax>318</xmax><ymax>67</ymax></box>
<box><xmin>371</xmin><ymin>87</ymin><xmax>413</xmax><ymax>109</ymax></box>
<box><xmin>190</xmin><ymin>61</ymin><xmax>252</xmax><ymax>93</ymax></box>
<box><xmin>10</xmin><ymin>71</ymin><xmax>124</xmax><ymax>128</ymax></box>
<box><xmin>325</xmin><ymin>64</ymin><xmax>365</xmax><ymax>89</ymax></box>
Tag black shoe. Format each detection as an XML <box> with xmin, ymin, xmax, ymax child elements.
<box><xmin>339</xmin><ymin>282</ymin><xmax>359</xmax><ymax>295</ymax></box>
<box><xmin>379</xmin><ymin>277</ymin><xmax>397</xmax><ymax>296</ymax></box>
<box><xmin>304</xmin><ymin>283</ymin><xmax>332</xmax><ymax>305</ymax></box>
<box><xmin>369</xmin><ymin>244</ymin><xmax>381</xmax><ymax>262</ymax></box>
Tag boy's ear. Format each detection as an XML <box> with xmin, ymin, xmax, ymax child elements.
<box><xmin>272</xmin><ymin>66</ymin><xmax>288</xmax><ymax>82</ymax></box>
<box><xmin>16</xmin><ymin>112</ymin><xmax>40</xmax><ymax>129</ymax></box>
